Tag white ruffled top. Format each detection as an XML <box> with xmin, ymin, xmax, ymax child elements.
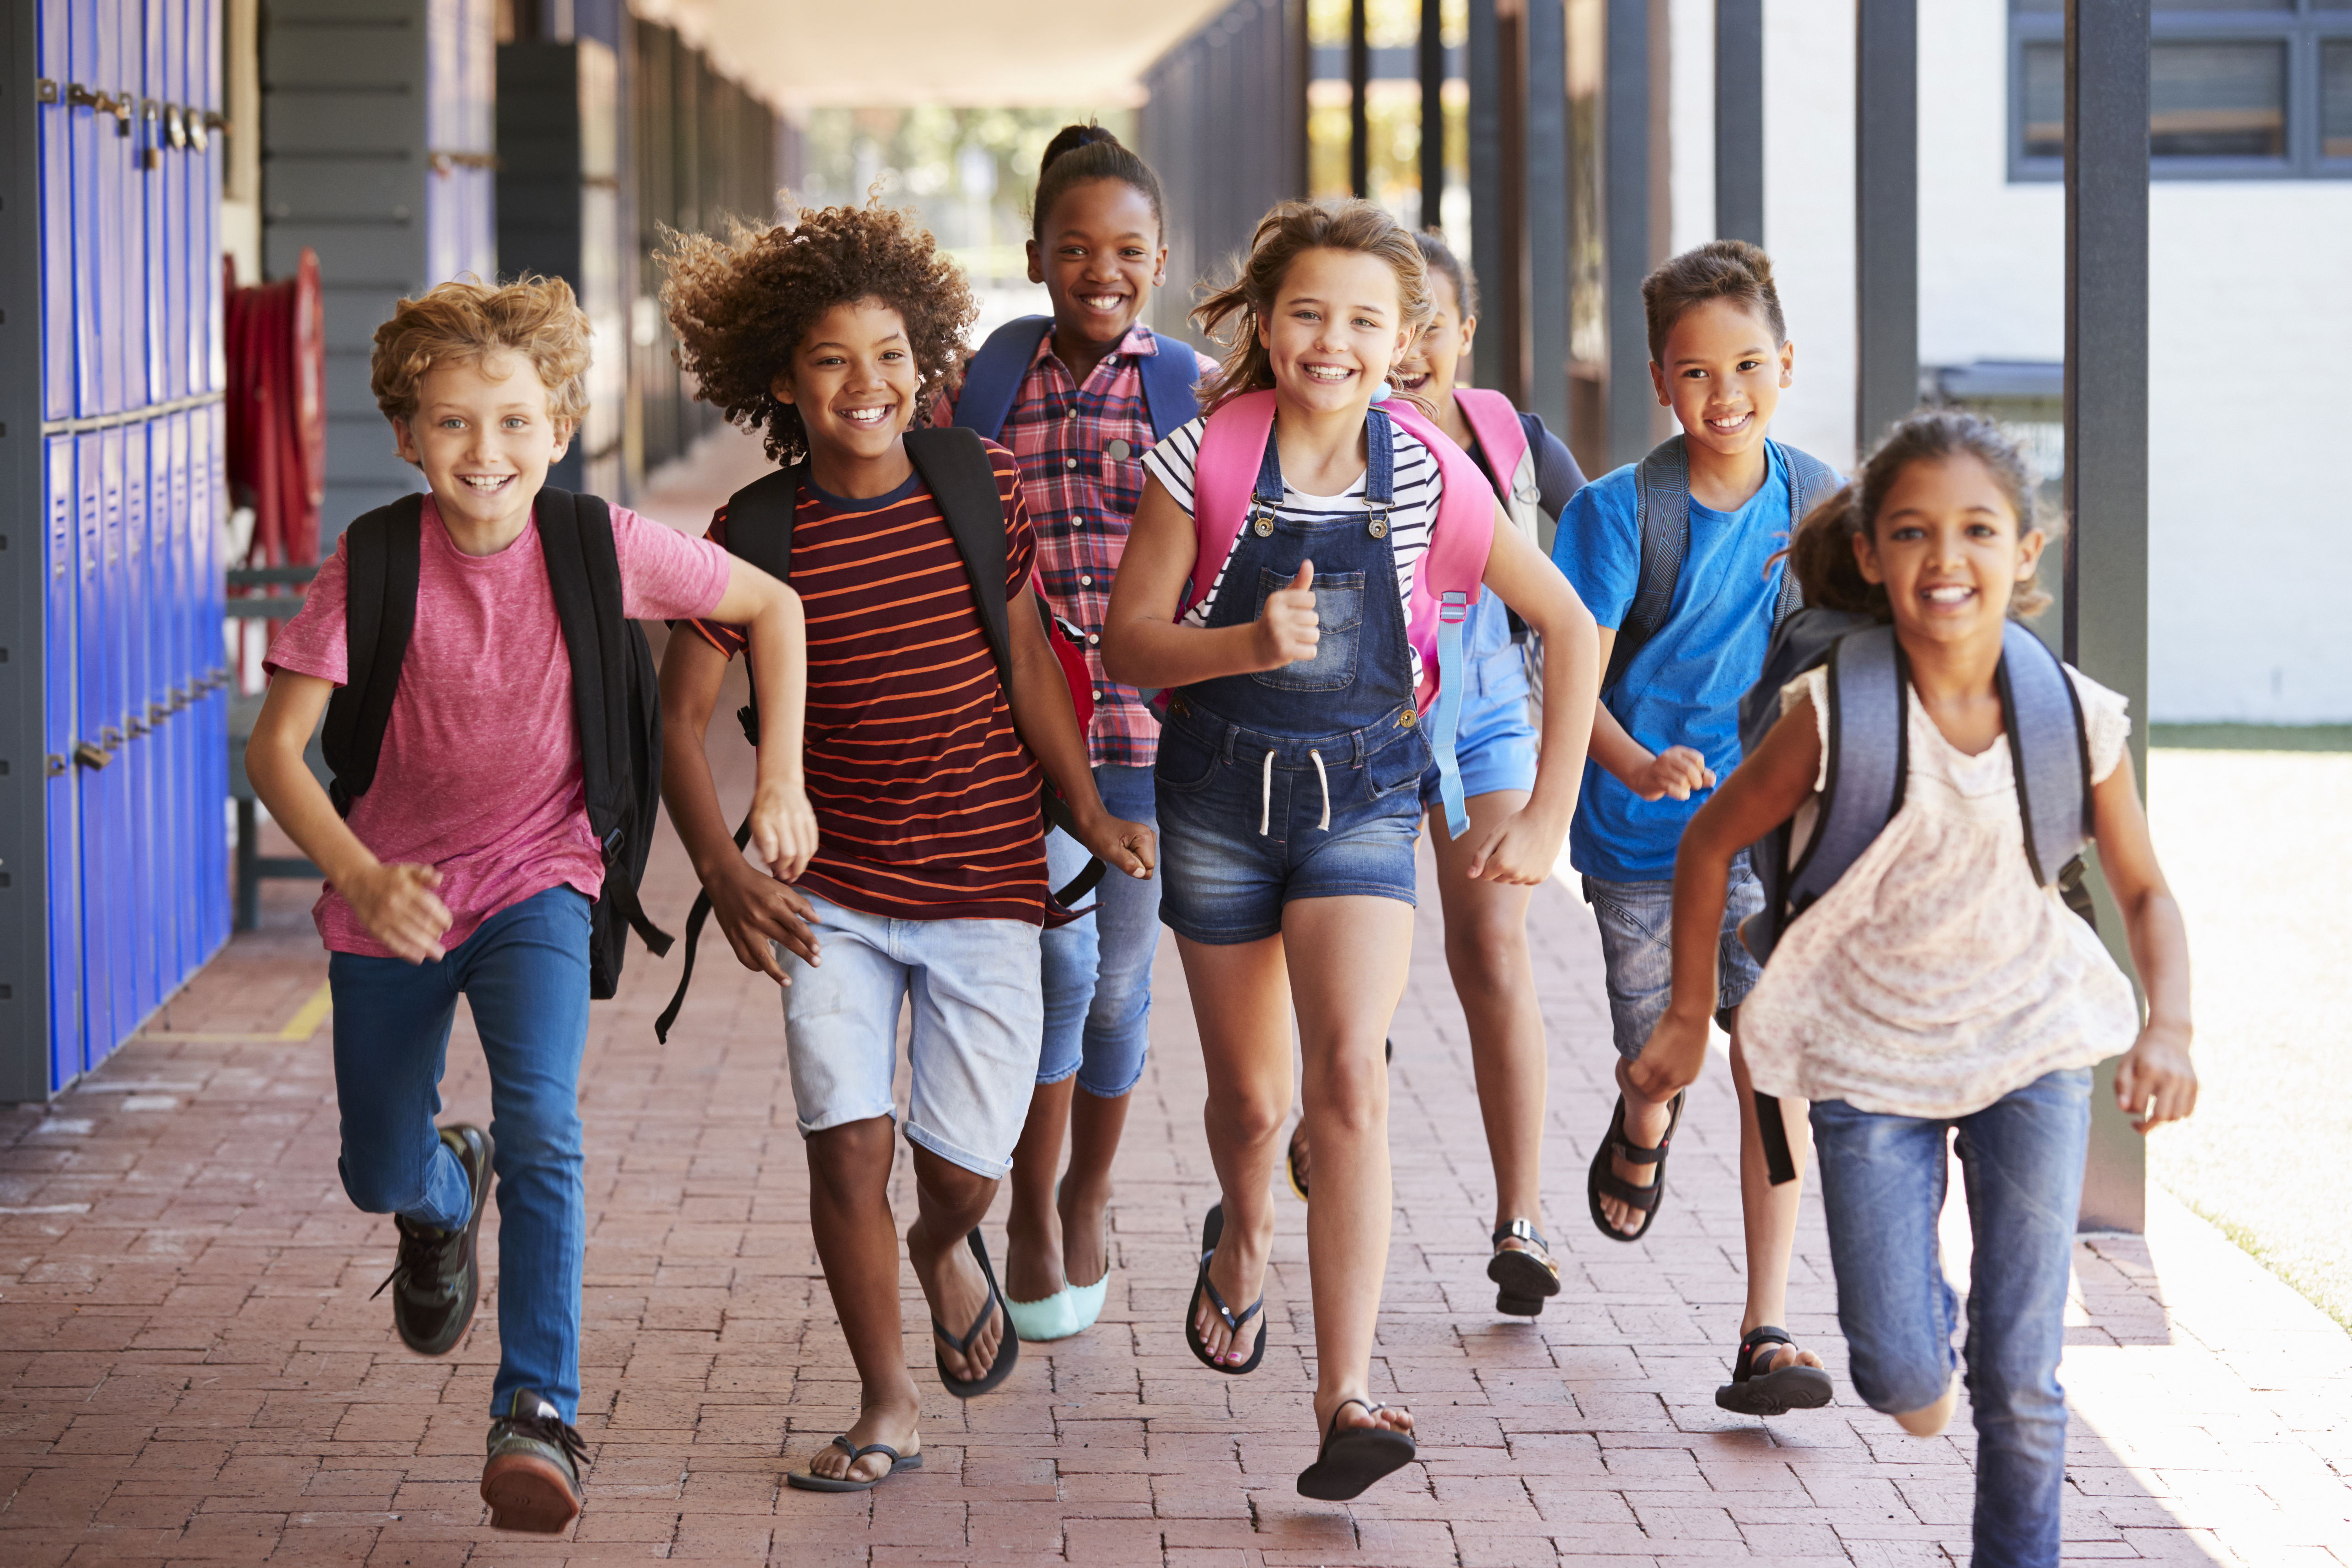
<box><xmin>1737</xmin><ymin>662</ymin><xmax>2140</xmax><ymax>1119</ymax></box>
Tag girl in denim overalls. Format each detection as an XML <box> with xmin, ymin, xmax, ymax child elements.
<box><xmin>1103</xmin><ymin>199</ymin><xmax>1602</xmax><ymax>1502</ymax></box>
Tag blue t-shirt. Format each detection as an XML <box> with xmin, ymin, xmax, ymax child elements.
<box><xmin>1551</xmin><ymin>442</ymin><xmax>1799</xmax><ymax>881</ymax></box>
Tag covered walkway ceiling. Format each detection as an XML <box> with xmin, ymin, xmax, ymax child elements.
<box><xmin>633</xmin><ymin>0</ymin><xmax>1235</xmax><ymax>112</ymax></box>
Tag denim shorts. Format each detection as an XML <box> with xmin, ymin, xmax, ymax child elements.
<box><xmin>1038</xmin><ymin>763</ymin><xmax>1160</xmax><ymax>1095</ymax></box>
<box><xmin>1155</xmin><ymin>701</ymin><xmax>1431</xmax><ymax>946</ymax></box>
<box><xmin>776</xmin><ymin>891</ymin><xmax>1043</xmax><ymax>1177</ymax></box>
<box><xmin>1583</xmin><ymin>850</ymin><xmax>1765</xmax><ymax>1059</ymax></box>
<box><xmin>1419</xmin><ymin>667</ymin><xmax>1537</xmax><ymax>813</ymax></box>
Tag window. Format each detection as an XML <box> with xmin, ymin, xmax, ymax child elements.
<box><xmin>2010</xmin><ymin>0</ymin><xmax>2352</xmax><ymax>179</ymax></box>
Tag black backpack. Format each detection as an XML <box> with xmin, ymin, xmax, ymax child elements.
<box><xmin>652</xmin><ymin>427</ymin><xmax>1103</xmax><ymax>1042</ymax></box>
<box><xmin>1738</xmin><ymin>611</ymin><xmax>2094</xmax><ymax>1185</ymax></box>
<box><xmin>321</xmin><ymin>489</ymin><xmax>674</xmax><ymax>1000</ymax></box>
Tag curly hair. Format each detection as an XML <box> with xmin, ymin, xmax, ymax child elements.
<box><xmin>370</xmin><ymin>274</ymin><xmax>591</xmax><ymax>428</ymax></box>
<box><xmin>660</xmin><ymin>202</ymin><xmax>977</xmax><ymax>465</ymax></box>
<box><xmin>1192</xmin><ymin>198</ymin><xmax>1434</xmax><ymax>414</ymax></box>
<box><xmin>1787</xmin><ymin>407</ymin><xmax>2060</xmax><ymax>621</ymax></box>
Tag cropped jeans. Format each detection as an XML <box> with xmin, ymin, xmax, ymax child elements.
<box><xmin>1810</xmin><ymin>1067</ymin><xmax>2093</xmax><ymax>1568</ymax></box>
<box><xmin>1038</xmin><ymin>763</ymin><xmax>1160</xmax><ymax>1097</ymax></box>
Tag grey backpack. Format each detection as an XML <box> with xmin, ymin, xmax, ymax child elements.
<box><xmin>1744</xmin><ymin>616</ymin><xmax>2095</xmax><ymax>1183</ymax></box>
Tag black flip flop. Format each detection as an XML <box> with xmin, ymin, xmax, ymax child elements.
<box><xmin>785</xmin><ymin>1435</ymin><xmax>924</xmax><ymax>1492</ymax></box>
<box><xmin>1284</xmin><ymin>1039</ymin><xmax>1389</xmax><ymax>1203</ymax></box>
<box><xmin>1487</xmin><ymin>1219</ymin><xmax>1562</xmax><ymax>1316</ymax></box>
<box><xmin>932</xmin><ymin>1229</ymin><xmax>1020</xmax><ymax>1399</ymax></box>
<box><xmin>1714</xmin><ymin>1325</ymin><xmax>1834</xmax><ymax>1416</ymax></box>
<box><xmin>1586</xmin><ymin>1090</ymin><xmax>1685</xmax><ymax>1243</ymax></box>
<box><xmin>1183</xmin><ymin>1203</ymin><xmax>1267</xmax><ymax>1375</ymax></box>
<box><xmin>1296</xmin><ymin>1397</ymin><xmax>1416</xmax><ymax>1501</ymax></box>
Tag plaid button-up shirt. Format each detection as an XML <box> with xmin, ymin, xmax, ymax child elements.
<box><xmin>950</xmin><ymin>322</ymin><xmax>1218</xmax><ymax>769</ymax></box>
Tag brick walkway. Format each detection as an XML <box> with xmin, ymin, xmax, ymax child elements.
<box><xmin>5</xmin><ymin>450</ymin><xmax>2349</xmax><ymax>1564</ymax></box>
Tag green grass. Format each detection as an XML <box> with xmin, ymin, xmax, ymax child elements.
<box><xmin>2151</xmin><ymin>723</ymin><xmax>2352</xmax><ymax>753</ymax></box>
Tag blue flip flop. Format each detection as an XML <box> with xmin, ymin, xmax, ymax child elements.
<box><xmin>1182</xmin><ymin>1202</ymin><xmax>1266</xmax><ymax>1375</ymax></box>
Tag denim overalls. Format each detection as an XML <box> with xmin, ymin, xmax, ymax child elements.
<box><xmin>1154</xmin><ymin>406</ymin><xmax>1434</xmax><ymax>946</ymax></box>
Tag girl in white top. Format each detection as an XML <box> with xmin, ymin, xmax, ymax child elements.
<box><xmin>1622</xmin><ymin>411</ymin><xmax>2195</xmax><ymax>1568</ymax></box>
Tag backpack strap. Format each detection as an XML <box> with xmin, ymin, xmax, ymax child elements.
<box><xmin>1772</xmin><ymin>440</ymin><xmax>1839</xmax><ymax>626</ymax></box>
<box><xmin>1453</xmin><ymin>388</ymin><xmax>1541</xmax><ymax>532</ymax></box>
<box><xmin>951</xmin><ymin>315</ymin><xmax>1056</xmax><ymax>443</ymax></box>
<box><xmin>1136</xmin><ymin>330</ymin><xmax>1203</xmax><ymax>444</ymax></box>
<box><xmin>1603</xmin><ymin>435</ymin><xmax>1692</xmax><ymax>696</ymax></box>
<box><xmin>321</xmin><ymin>493</ymin><xmax>425</xmax><ymax>816</ymax></box>
<box><xmin>709</xmin><ymin>463</ymin><xmax>804</xmax><ymax>748</ymax></box>
<box><xmin>1996</xmin><ymin>621</ymin><xmax>2093</xmax><ymax>887</ymax></box>
<box><xmin>1185</xmin><ymin>390</ymin><xmax>1282</xmax><ymax>616</ymax></box>
<box><xmin>1782</xmin><ymin>624</ymin><xmax>1908</xmax><ymax>920</ymax></box>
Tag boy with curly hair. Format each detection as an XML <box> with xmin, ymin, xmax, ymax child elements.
<box><xmin>246</xmin><ymin>277</ymin><xmax>814</xmax><ymax>1532</ymax></box>
<box><xmin>657</xmin><ymin>204</ymin><xmax>1153</xmax><ymax>1491</ymax></box>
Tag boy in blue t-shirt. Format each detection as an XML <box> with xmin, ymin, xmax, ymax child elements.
<box><xmin>1551</xmin><ymin>241</ymin><xmax>1841</xmax><ymax>1420</ymax></box>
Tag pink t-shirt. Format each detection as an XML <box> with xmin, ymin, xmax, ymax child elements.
<box><xmin>266</xmin><ymin>493</ymin><xmax>733</xmax><ymax>957</ymax></box>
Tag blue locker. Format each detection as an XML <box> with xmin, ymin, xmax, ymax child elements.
<box><xmin>90</xmin><ymin>427</ymin><xmax>136</xmax><ymax>1068</ymax></box>
<box><xmin>113</xmin><ymin>0</ymin><xmax>147</xmax><ymax>415</ymax></box>
<box><xmin>45</xmin><ymin>437</ymin><xmax>84</xmax><ymax>1091</ymax></box>
<box><xmin>200</xmin><ymin>0</ymin><xmax>225</xmax><ymax>394</ymax></box>
<box><xmin>197</xmin><ymin>404</ymin><xmax>229</xmax><ymax>955</ymax></box>
<box><xmin>67</xmin><ymin>0</ymin><xmax>100</xmax><ymax>415</ymax></box>
<box><xmin>73</xmin><ymin>436</ymin><xmax>113</xmax><ymax>1062</ymax></box>
<box><xmin>146</xmin><ymin>417</ymin><xmax>185</xmax><ymax>998</ymax></box>
<box><xmin>38</xmin><ymin>0</ymin><xmax>74</xmax><ymax>422</ymax></box>
<box><xmin>167</xmin><ymin>411</ymin><xmax>197</xmax><ymax>979</ymax></box>
<box><xmin>158</xmin><ymin>0</ymin><xmax>184</xmax><ymax>397</ymax></box>
<box><xmin>141</xmin><ymin>0</ymin><xmax>167</xmax><ymax>405</ymax></box>
<box><xmin>122</xmin><ymin>420</ymin><xmax>158</xmax><ymax>1025</ymax></box>
<box><xmin>93</xmin><ymin>0</ymin><xmax>127</xmax><ymax>414</ymax></box>
<box><xmin>177</xmin><ymin>0</ymin><xmax>200</xmax><ymax>396</ymax></box>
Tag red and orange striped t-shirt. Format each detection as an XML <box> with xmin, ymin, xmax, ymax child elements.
<box><xmin>688</xmin><ymin>445</ymin><xmax>1055</xmax><ymax>924</ymax></box>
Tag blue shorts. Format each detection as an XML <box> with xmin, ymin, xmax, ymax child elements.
<box><xmin>1583</xmin><ymin>851</ymin><xmax>1765</xmax><ymax>1060</ymax></box>
<box><xmin>1420</xmin><ymin>670</ymin><xmax>1537</xmax><ymax>812</ymax></box>
<box><xmin>1154</xmin><ymin>700</ymin><xmax>1430</xmax><ymax>946</ymax></box>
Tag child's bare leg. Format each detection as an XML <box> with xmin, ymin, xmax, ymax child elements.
<box><xmin>1288</xmin><ymin>896</ymin><xmax>1416</xmax><ymax>1441</ymax></box>
<box><xmin>1896</xmin><ymin>1377</ymin><xmax>1960</xmax><ymax>1435</ymax></box>
<box><xmin>1429</xmin><ymin>792</ymin><xmax>1547</xmax><ymax>1242</ymax></box>
<box><xmin>1004</xmin><ymin>1076</ymin><xmax>1075</xmax><ymax>1302</ymax></box>
<box><xmin>905</xmin><ymin>1147</ymin><xmax>1005</xmax><ymax>1383</ymax></box>
<box><xmin>1178</xmin><ymin>933</ymin><xmax>1294</xmax><ymax>1367</ymax></box>
<box><xmin>1728</xmin><ymin>1018</ymin><xmax>1826</xmax><ymax>1375</ymax></box>
<box><xmin>1060</xmin><ymin>1086</ymin><xmax>1132</xmax><ymax>1289</ymax></box>
<box><xmin>802</xmin><ymin>1117</ymin><xmax>920</xmax><ymax>1484</ymax></box>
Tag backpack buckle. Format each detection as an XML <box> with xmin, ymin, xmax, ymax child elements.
<box><xmin>601</xmin><ymin>826</ymin><xmax>625</xmax><ymax>862</ymax></box>
<box><xmin>1438</xmin><ymin>589</ymin><xmax>1469</xmax><ymax>625</ymax></box>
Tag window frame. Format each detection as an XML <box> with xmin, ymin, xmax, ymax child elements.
<box><xmin>2008</xmin><ymin>1</ymin><xmax>2352</xmax><ymax>182</ymax></box>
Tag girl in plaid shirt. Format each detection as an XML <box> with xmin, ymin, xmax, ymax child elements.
<box><xmin>943</xmin><ymin>126</ymin><xmax>1219</xmax><ymax>1342</ymax></box>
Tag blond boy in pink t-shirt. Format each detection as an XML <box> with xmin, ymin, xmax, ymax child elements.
<box><xmin>246</xmin><ymin>279</ymin><xmax>813</xmax><ymax>1534</ymax></box>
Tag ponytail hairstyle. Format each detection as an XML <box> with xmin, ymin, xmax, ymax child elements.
<box><xmin>1642</xmin><ymin>238</ymin><xmax>1785</xmax><ymax>365</ymax></box>
<box><xmin>1031</xmin><ymin>122</ymin><xmax>1166</xmax><ymax>242</ymax></box>
<box><xmin>1192</xmin><ymin>198</ymin><xmax>1435</xmax><ymax>413</ymax></box>
<box><xmin>1787</xmin><ymin>408</ymin><xmax>2060</xmax><ymax>621</ymax></box>
<box><xmin>1413</xmin><ymin>229</ymin><xmax>1479</xmax><ymax>321</ymax></box>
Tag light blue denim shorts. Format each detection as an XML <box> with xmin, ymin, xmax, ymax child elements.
<box><xmin>777</xmin><ymin>891</ymin><xmax>1044</xmax><ymax>1177</ymax></box>
<box><xmin>1582</xmin><ymin>851</ymin><xmax>1765</xmax><ymax>1059</ymax></box>
<box><xmin>1419</xmin><ymin>670</ymin><xmax>1537</xmax><ymax>813</ymax></box>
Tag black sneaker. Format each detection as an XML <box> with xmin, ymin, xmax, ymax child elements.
<box><xmin>372</xmin><ymin>1122</ymin><xmax>494</xmax><ymax>1356</ymax></box>
<box><xmin>482</xmin><ymin>1387</ymin><xmax>587</xmax><ymax>1534</ymax></box>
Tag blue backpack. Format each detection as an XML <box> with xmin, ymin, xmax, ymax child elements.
<box><xmin>1740</xmin><ymin>612</ymin><xmax>2094</xmax><ymax>1184</ymax></box>
<box><xmin>951</xmin><ymin>315</ymin><xmax>1202</xmax><ymax>445</ymax></box>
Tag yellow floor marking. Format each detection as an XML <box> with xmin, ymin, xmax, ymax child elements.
<box><xmin>276</xmin><ymin>982</ymin><xmax>334</xmax><ymax>1040</ymax></box>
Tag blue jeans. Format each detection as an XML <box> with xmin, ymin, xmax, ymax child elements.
<box><xmin>778</xmin><ymin>891</ymin><xmax>1044</xmax><ymax>1177</ymax></box>
<box><xmin>1583</xmin><ymin>851</ymin><xmax>1765</xmax><ymax>1059</ymax></box>
<box><xmin>329</xmin><ymin>885</ymin><xmax>591</xmax><ymax>1423</ymax></box>
<box><xmin>1039</xmin><ymin>764</ymin><xmax>1161</xmax><ymax>1096</ymax></box>
<box><xmin>1810</xmin><ymin>1068</ymin><xmax>2093</xmax><ymax>1568</ymax></box>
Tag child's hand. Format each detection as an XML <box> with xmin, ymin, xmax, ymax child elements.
<box><xmin>1466</xmin><ymin>804</ymin><xmax>1568</xmax><ymax>886</ymax></box>
<box><xmin>2113</xmin><ymin>1026</ymin><xmax>2196</xmax><ymax>1132</ymax></box>
<box><xmin>1076</xmin><ymin>811</ymin><xmax>1157</xmax><ymax>881</ymax></box>
<box><xmin>341</xmin><ymin>861</ymin><xmax>454</xmax><ymax>964</ymax></box>
<box><xmin>709</xmin><ymin>858</ymin><xmax>820</xmax><ymax>985</ymax></box>
<box><xmin>749</xmin><ymin>778</ymin><xmax>819</xmax><ymax>882</ymax></box>
<box><xmin>1254</xmin><ymin>561</ymin><xmax>1321</xmax><ymax>670</ymax></box>
<box><xmin>1631</xmin><ymin>746</ymin><xmax>1717</xmax><ymax>802</ymax></box>
<box><xmin>1627</xmin><ymin>1008</ymin><xmax>1712</xmax><ymax>1101</ymax></box>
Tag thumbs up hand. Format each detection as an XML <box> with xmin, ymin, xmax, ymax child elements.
<box><xmin>1255</xmin><ymin>560</ymin><xmax>1321</xmax><ymax>670</ymax></box>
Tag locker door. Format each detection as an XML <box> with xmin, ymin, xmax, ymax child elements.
<box><xmin>38</xmin><ymin>0</ymin><xmax>74</xmax><ymax>422</ymax></box>
<box><xmin>93</xmin><ymin>0</ymin><xmax>128</xmax><ymax>415</ymax></box>
<box><xmin>45</xmin><ymin>438</ymin><xmax>84</xmax><ymax>1091</ymax></box>
<box><xmin>159</xmin><ymin>0</ymin><xmax>185</xmax><ymax>399</ymax></box>
<box><xmin>147</xmin><ymin>417</ymin><xmax>185</xmax><ymax>998</ymax></box>
<box><xmin>178</xmin><ymin>0</ymin><xmax>201</xmax><ymax>397</ymax></box>
<box><xmin>141</xmin><ymin>0</ymin><xmax>167</xmax><ymax>404</ymax></box>
<box><xmin>113</xmin><ymin>0</ymin><xmax>148</xmax><ymax>413</ymax></box>
<box><xmin>167</xmin><ymin>411</ymin><xmax>197</xmax><ymax>977</ymax></box>
<box><xmin>197</xmin><ymin>403</ymin><xmax>230</xmax><ymax>954</ymax></box>
<box><xmin>122</xmin><ymin>420</ymin><xmax>159</xmax><ymax>1025</ymax></box>
<box><xmin>68</xmin><ymin>0</ymin><xmax>100</xmax><ymax>415</ymax></box>
<box><xmin>200</xmin><ymin>0</ymin><xmax>225</xmax><ymax>393</ymax></box>
<box><xmin>73</xmin><ymin>436</ymin><xmax>113</xmax><ymax>1061</ymax></box>
<box><xmin>88</xmin><ymin>426</ymin><xmax>135</xmax><ymax>1068</ymax></box>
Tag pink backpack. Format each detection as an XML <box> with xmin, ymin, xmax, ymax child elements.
<box><xmin>1451</xmin><ymin>387</ymin><xmax>1545</xmax><ymax>545</ymax></box>
<box><xmin>1184</xmin><ymin>387</ymin><xmax>1498</xmax><ymax>838</ymax></box>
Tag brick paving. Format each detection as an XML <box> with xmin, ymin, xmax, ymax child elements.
<box><xmin>5</xmin><ymin>448</ymin><xmax>2349</xmax><ymax>1564</ymax></box>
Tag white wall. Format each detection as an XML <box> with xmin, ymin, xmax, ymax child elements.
<box><xmin>1912</xmin><ymin>0</ymin><xmax>2352</xmax><ymax>722</ymax></box>
<box><xmin>1757</xmin><ymin>0</ymin><xmax>1857</xmax><ymax>473</ymax></box>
